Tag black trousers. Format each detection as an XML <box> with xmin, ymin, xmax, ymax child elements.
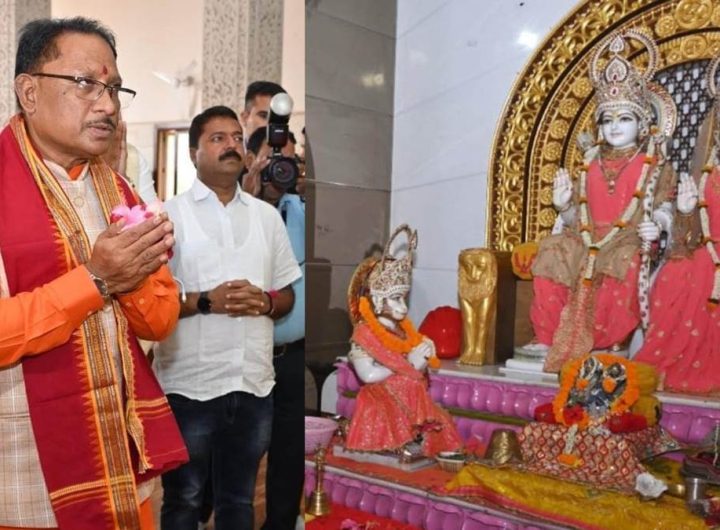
<box><xmin>262</xmin><ymin>339</ymin><xmax>305</xmax><ymax>530</ymax></box>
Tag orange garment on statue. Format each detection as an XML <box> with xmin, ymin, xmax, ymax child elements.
<box><xmin>0</xmin><ymin>264</ymin><xmax>178</xmax><ymax>368</ymax></box>
<box><xmin>529</xmin><ymin>154</ymin><xmax>646</xmax><ymax>348</ymax></box>
<box><xmin>0</xmin><ymin>498</ymin><xmax>156</xmax><ymax>530</ymax></box>
<box><xmin>345</xmin><ymin>323</ymin><xmax>462</xmax><ymax>457</ymax></box>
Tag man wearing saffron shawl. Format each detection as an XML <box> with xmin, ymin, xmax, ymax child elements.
<box><xmin>0</xmin><ymin>17</ymin><xmax>187</xmax><ymax>530</ymax></box>
<box><xmin>345</xmin><ymin>224</ymin><xmax>462</xmax><ymax>457</ymax></box>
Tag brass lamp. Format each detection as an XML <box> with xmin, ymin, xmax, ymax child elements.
<box><xmin>306</xmin><ymin>445</ymin><xmax>330</xmax><ymax>516</ymax></box>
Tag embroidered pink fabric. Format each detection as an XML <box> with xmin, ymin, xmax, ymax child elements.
<box><xmin>529</xmin><ymin>158</ymin><xmax>643</xmax><ymax>348</ymax></box>
<box><xmin>634</xmin><ymin>167</ymin><xmax>720</xmax><ymax>393</ymax></box>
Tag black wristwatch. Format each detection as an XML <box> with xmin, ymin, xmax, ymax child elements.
<box><xmin>197</xmin><ymin>291</ymin><xmax>212</xmax><ymax>315</ymax></box>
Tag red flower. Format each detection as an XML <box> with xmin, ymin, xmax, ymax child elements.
<box><xmin>606</xmin><ymin>412</ymin><xmax>647</xmax><ymax>433</ymax></box>
<box><xmin>562</xmin><ymin>405</ymin><xmax>585</xmax><ymax>425</ymax></box>
<box><xmin>534</xmin><ymin>402</ymin><xmax>558</xmax><ymax>424</ymax></box>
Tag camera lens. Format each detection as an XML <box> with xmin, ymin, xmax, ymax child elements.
<box><xmin>263</xmin><ymin>156</ymin><xmax>299</xmax><ymax>190</ymax></box>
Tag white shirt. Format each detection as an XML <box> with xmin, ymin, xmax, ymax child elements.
<box><xmin>154</xmin><ymin>178</ymin><xmax>301</xmax><ymax>400</ymax></box>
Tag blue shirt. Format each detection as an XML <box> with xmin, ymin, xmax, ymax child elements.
<box><xmin>274</xmin><ymin>193</ymin><xmax>305</xmax><ymax>345</ymax></box>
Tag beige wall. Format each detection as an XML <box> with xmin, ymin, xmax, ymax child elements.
<box><xmin>52</xmin><ymin>0</ymin><xmax>305</xmax><ymax>165</ymax></box>
<box><xmin>51</xmin><ymin>0</ymin><xmax>204</xmax><ymax>162</ymax></box>
<box><xmin>282</xmin><ymin>0</ymin><xmax>305</xmax><ymax>135</ymax></box>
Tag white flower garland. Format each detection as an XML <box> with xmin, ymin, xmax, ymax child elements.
<box><xmin>698</xmin><ymin>145</ymin><xmax>720</xmax><ymax>308</ymax></box>
<box><xmin>577</xmin><ymin>140</ymin><xmax>657</xmax><ymax>284</ymax></box>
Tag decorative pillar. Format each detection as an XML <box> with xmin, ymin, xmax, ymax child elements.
<box><xmin>202</xmin><ymin>0</ymin><xmax>284</xmax><ymax>112</ymax></box>
<box><xmin>0</xmin><ymin>0</ymin><xmax>50</xmax><ymax>126</ymax></box>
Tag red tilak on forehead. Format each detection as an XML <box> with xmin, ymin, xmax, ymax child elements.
<box><xmin>102</xmin><ymin>65</ymin><xmax>108</xmax><ymax>75</ymax></box>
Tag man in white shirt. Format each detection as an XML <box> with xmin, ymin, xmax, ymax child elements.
<box><xmin>154</xmin><ymin>105</ymin><xmax>301</xmax><ymax>530</ymax></box>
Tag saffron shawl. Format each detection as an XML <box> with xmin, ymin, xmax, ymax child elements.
<box><xmin>0</xmin><ymin>115</ymin><xmax>187</xmax><ymax>530</ymax></box>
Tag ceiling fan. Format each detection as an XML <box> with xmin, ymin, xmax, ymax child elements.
<box><xmin>152</xmin><ymin>59</ymin><xmax>198</xmax><ymax>88</ymax></box>
<box><xmin>151</xmin><ymin>60</ymin><xmax>201</xmax><ymax>118</ymax></box>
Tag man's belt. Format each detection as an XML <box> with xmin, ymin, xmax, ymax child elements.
<box><xmin>273</xmin><ymin>338</ymin><xmax>305</xmax><ymax>357</ymax></box>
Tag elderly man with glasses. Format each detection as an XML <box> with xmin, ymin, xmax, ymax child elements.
<box><xmin>0</xmin><ymin>16</ymin><xmax>188</xmax><ymax>530</ymax></box>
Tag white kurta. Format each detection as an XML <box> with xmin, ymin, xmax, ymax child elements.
<box><xmin>155</xmin><ymin>179</ymin><xmax>301</xmax><ymax>401</ymax></box>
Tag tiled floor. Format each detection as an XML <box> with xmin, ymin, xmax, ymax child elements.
<box><xmin>150</xmin><ymin>455</ymin><xmax>267</xmax><ymax>530</ymax></box>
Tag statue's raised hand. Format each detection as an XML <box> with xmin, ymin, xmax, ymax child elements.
<box><xmin>637</xmin><ymin>220</ymin><xmax>660</xmax><ymax>243</ymax></box>
<box><xmin>553</xmin><ymin>168</ymin><xmax>573</xmax><ymax>211</ymax></box>
<box><xmin>677</xmin><ymin>172</ymin><xmax>698</xmax><ymax>214</ymax></box>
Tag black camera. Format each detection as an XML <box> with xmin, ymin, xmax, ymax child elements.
<box><xmin>261</xmin><ymin>93</ymin><xmax>299</xmax><ymax>191</ymax></box>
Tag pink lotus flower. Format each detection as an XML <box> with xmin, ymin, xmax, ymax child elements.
<box><xmin>110</xmin><ymin>200</ymin><xmax>163</xmax><ymax>229</ymax></box>
<box><xmin>110</xmin><ymin>200</ymin><xmax>174</xmax><ymax>259</ymax></box>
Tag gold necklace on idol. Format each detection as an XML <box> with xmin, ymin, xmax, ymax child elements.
<box><xmin>597</xmin><ymin>144</ymin><xmax>643</xmax><ymax>195</ymax></box>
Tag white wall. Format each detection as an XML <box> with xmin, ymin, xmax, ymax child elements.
<box><xmin>392</xmin><ymin>0</ymin><xmax>578</xmax><ymax>323</ymax></box>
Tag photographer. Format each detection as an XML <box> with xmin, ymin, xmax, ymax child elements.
<box><xmin>243</xmin><ymin>106</ymin><xmax>305</xmax><ymax>530</ymax></box>
<box><xmin>240</xmin><ymin>80</ymin><xmax>285</xmax><ymax>148</ymax></box>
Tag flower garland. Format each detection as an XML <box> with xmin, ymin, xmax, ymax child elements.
<box><xmin>358</xmin><ymin>296</ymin><xmax>423</xmax><ymax>354</ymax></box>
<box><xmin>577</xmin><ymin>139</ymin><xmax>657</xmax><ymax>285</ymax></box>
<box><xmin>698</xmin><ymin>146</ymin><xmax>720</xmax><ymax>310</ymax></box>
<box><xmin>552</xmin><ymin>353</ymin><xmax>640</xmax><ymax>430</ymax></box>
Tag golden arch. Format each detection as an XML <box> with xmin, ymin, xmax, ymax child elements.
<box><xmin>487</xmin><ymin>0</ymin><xmax>720</xmax><ymax>251</ymax></box>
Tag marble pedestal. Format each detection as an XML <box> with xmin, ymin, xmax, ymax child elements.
<box><xmin>332</xmin><ymin>445</ymin><xmax>435</xmax><ymax>471</ymax></box>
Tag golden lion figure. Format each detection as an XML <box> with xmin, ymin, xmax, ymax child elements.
<box><xmin>457</xmin><ymin>248</ymin><xmax>498</xmax><ymax>366</ymax></box>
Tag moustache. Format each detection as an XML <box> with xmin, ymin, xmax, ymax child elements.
<box><xmin>219</xmin><ymin>150</ymin><xmax>242</xmax><ymax>161</ymax></box>
<box><xmin>84</xmin><ymin>118</ymin><xmax>117</xmax><ymax>131</ymax></box>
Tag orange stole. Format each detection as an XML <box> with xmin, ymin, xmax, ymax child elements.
<box><xmin>0</xmin><ymin>115</ymin><xmax>187</xmax><ymax>530</ymax></box>
<box><xmin>0</xmin><ymin>499</ymin><xmax>156</xmax><ymax>530</ymax></box>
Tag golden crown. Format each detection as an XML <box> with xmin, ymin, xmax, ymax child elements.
<box><xmin>368</xmin><ymin>224</ymin><xmax>417</xmax><ymax>299</ymax></box>
<box><xmin>590</xmin><ymin>28</ymin><xmax>659</xmax><ymax>124</ymax></box>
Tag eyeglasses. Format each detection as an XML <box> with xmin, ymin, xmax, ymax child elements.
<box><xmin>31</xmin><ymin>73</ymin><xmax>136</xmax><ymax>109</ymax></box>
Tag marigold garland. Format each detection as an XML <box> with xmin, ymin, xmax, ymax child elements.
<box><xmin>698</xmin><ymin>148</ymin><xmax>720</xmax><ymax>310</ymax></box>
<box><xmin>358</xmin><ymin>296</ymin><xmax>424</xmax><ymax>354</ymax></box>
<box><xmin>577</xmin><ymin>140</ymin><xmax>657</xmax><ymax>285</ymax></box>
<box><xmin>552</xmin><ymin>353</ymin><xmax>639</xmax><ymax>430</ymax></box>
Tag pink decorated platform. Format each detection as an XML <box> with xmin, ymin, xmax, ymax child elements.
<box><xmin>309</xmin><ymin>359</ymin><xmax>720</xmax><ymax>528</ymax></box>
<box><xmin>337</xmin><ymin>359</ymin><xmax>720</xmax><ymax>446</ymax></box>
<box><xmin>304</xmin><ymin>452</ymin><xmax>562</xmax><ymax>529</ymax></box>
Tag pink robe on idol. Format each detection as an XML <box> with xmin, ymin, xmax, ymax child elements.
<box><xmin>345</xmin><ymin>323</ymin><xmax>462</xmax><ymax>457</ymax></box>
<box><xmin>530</xmin><ymin>155</ymin><xmax>654</xmax><ymax>351</ymax></box>
<box><xmin>634</xmin><ymin>167</ymin><xmax>720</xmax><ymax>393</ymax></box>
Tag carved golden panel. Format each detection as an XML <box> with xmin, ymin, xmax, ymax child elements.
<box><xmin>487</xmin><ymin>0</ymin><xmax>720</xmax><ymax>251</ymax></box>
<box><xmin>675</xmin><ymin>0</ymin><xmax>713</xmax><ymax>29</ymax></box>
<box><xmin>655</xmin><ymin>14</ymin><xmax>677</xmax><ymax>37</ymax></box>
